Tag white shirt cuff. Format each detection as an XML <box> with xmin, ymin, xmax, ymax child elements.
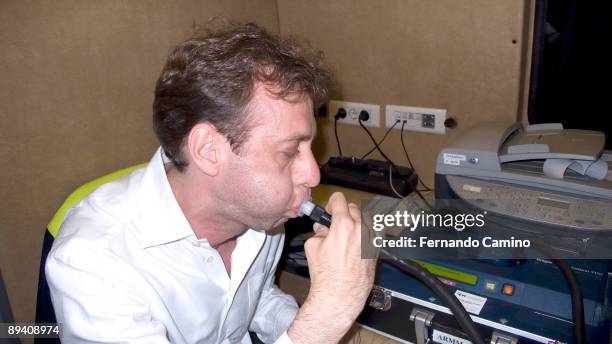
<box><xmin>273</xmin><ymin>331</ymin><xmax>294</xmax><ymax>344</ymax></box>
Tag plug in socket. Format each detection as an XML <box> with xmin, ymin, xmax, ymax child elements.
<box><xmin>329</xmin><ymin>100</ymin><xmax>380</xmax><ymax>128</ymax></box>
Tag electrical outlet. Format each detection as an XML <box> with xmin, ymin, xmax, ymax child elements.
<box><xmin>328</xmin><ymin>100</ymin><xmax>380</xmax><ymax>128</ymax></box>
<box><xmin>385</xmin><ymin>104</ymin><xmax>446</xmax><ymax>134</ymax></box>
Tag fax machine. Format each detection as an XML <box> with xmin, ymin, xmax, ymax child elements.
<box><xmin>434</xmin><ymin>122</ymin><xmax>612</xmax><ymax>258</ymax></box>
<box><xmin>357</xmin><ymin>123</ymin><xmax>612</xmax><ymax>344</ymax></box>
<box><xmin>436</xmin><ymin>121</ymin><xmax>611</xmax><ymax>209</ymax></box>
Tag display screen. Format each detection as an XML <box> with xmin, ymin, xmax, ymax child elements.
<box><xmin>537</xmin><ymin>197</ymin><xmax>570</xmax><ymax>210</ymax></box>
<box><xmin>412</xmin><ymin>260</ymin><xmax>478</xmax><ymax>285</ymax></box>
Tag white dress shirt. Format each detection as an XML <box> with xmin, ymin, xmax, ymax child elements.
<box><xmin>46</xmin><ymin>148</ymin><xmax>298</xmax><ymax>343</ymax></box>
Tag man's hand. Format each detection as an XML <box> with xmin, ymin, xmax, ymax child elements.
<box><xmin>288</xmin><ymin>192</ymin><xmax>376</xmax><ymax>343</ymax></box>
<box><xmin>340</xmin><ymin>324</ymin><xmax>361</xmax><ymax>344</ymax></box>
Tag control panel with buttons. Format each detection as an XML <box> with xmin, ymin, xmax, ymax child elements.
<box><xmin>446</xmin><ymin>175</ymin><xmax>612</xmax><ymax>231</ymax></box>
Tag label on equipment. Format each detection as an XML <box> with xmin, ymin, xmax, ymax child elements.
<box><xmin>443</xmin><ymin>153</ymin><xmax>466</xmax><ymax>166</ymax></box>
<box><xmin>462</xmin><ymin>184</ymin><xmax>482</xmax><ymax>193</ymax></box>
<box><xmin>454</xmin><ymin>290</ymin><xmax>487</xmax><ymax>315</ymax></box>
<box><xmin>432</xmin><ymin>329</ymin><xmax>472</xmax><ymax>344</ymax></box>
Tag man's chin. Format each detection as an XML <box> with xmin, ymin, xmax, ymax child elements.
<box><xmin>250</xmin><ymin>217</ymin><xmax>290</xmax><ymax>232</ymax></box>
<box><xmin>271</xmin><ymin>216</ymin><xmax>290</xmax><ymax>228</ymax></box>
<box><xmin>252</xmin><ymin>210</ymin><xmax>300</xmax><ymax>231</ymax></box>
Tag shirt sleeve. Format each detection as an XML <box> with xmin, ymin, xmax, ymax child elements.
<box><xmin>249</xmin><ymin>233</ymin><xmax>299</xmax><ymax>343</ymax></box>
<box><xmin>273</xmin><ymin>331</ymin><xmax>295</xmax><ymax>344</ymax></box>
<box><xmin>45</xmin><ymin>239</ymin><xmax>171</xmax><ymax>344</ymax></box>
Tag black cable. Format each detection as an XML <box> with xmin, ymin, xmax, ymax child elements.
<box><xmin>399</xmin><ymin>121</ymin><xmax>416</xmax><ymax>168</ymax></box>
<box><xmin>361</xmin><ymin>120</ymin><xmax>400</xmax><ymax>159</ymax></box>
<box><xmin>333</xmin><ymin>108</ymin><xmax>347</xmax><ymax>157</ymax></box>
<box><xmin>482</xmin><ymin>216</ymin><xmax>586</xmax><ymax>344</ymax></box>
<box><xmin>359</xmin><ymin>115</ymin><xmax>430</xmax><ymax>201</ymax></box>
<box><xmin>400</xmin><ymin>121</ymin><xmax>432</xmax><ymax>192</ymax></box>
<box><xmin>530</xmin><ymin>240</ymin><xmax>585</xmax><ymax>344</ymax></box>
<box><xmin>358</xmin><ymin>116</ymin><xmax>413</xmax><ymax>199</ymax></box>
<box><xmin>379</xmin><ymin>248</ymin><xmax>485</xmax><ymax>344</ymax></box>
<box><xmin>555</xmin><ymin>259</ymin><xmax>585</xmax><ymax>344</ymax></box>
<box><xmin>334</xmin><ymin>117</ymin><xmax>343</xmax><ymax>156</ymax></box>
<box><xmin>358</xmin><ymin>118</ymin><xmax>396</xmax><ymax>166</ymax></box>
<box><xmin>381</xmin><ymin>120</ymin><xmax>432</xmax><ymax>208</ymax></box>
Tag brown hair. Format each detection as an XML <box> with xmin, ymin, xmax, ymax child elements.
<box><xmin>152</xmin><ymin>22</ymin><xmax>331</xmax><ymax>171</ymax></box>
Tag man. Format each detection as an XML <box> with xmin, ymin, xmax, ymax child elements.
<box><xmin>46</xmin><ymin>22</ymin><xmax>376</xmax><ymax>343</ymax></box>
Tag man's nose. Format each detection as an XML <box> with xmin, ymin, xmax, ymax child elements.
<box><xmin>300</xmin><ymin>150</ymin><xmax>321</xmax><ymax>188</ymax></box>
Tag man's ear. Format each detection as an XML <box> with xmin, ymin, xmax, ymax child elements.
<box><xmin>185</xmin><ymin>123</ymin><xmax>226</xmax><ymax>176</ymax></box>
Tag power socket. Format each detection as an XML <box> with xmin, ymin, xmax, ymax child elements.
<box><xmin>385</xmin><ymin>104</ymin><xmax>446</xmax><ymax>134</ymax></box>
<box><xmin>328</xmin><ymin>100</ymin><xmax>380</xmax><ymax>128</ymax></box>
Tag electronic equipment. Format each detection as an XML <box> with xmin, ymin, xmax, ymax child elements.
<box><xmin>435</xmin><ymin>122</ymin><xmax>611</xmax><ymax>219</ymax></box>
<box><xmin>356</xmin><ymin>122</ymin><xmax>612</xmax><ymax>343</ymax></box>
<box><xmin>359</xmin><ymin>258</ymin><xmax>611</xmax><ymax>344</ymax></box>
<box><xmin>320</xmin><ymin>156</ymin><xmax>418</xmax><ymax>198</ymax></box>
<box><xmin>435</xmin><ymin>122</ymin><xmax>612</xmax><ymax>258</ymax></box>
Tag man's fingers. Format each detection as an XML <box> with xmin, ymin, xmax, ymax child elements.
<box><xmin>304</xmin><ymin>227</ymin><xmax>329</xmax><ymax>259</ymax></box>
<box><xmin>347</xmin><ymin>203</ymin><xmax>361</xmax><ymax>223</ymax></box>
<box><xmin>312</xmin><ymin>222</ymin><xmax>330</xmax><ymax>236</ymax></box>
<box><xmin>325</xmin><ymin>192</ymin><xmax>350</xmax><ymax>219</ymax></box>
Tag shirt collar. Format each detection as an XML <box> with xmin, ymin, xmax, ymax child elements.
<box><xmin>130</xmin><ymin>147</ymin><xmax>194</xmax><ymax>248</ymax></box>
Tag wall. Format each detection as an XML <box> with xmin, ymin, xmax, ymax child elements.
<box><xmin>277</xmin><ymin>0</ymin><xmax>532</xmax><ymax>187</ymax></box>
<box><xmin>0</xmin><ymin>0</ymin><xmax>278</xmax><ymax>327</ymax></box>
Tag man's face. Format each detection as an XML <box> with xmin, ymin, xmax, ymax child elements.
<box><xmin>216</xmin><ymin>84</ymin><xmax>320</xmax><ymax>230</ymax></box>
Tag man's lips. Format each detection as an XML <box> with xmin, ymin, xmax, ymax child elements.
<box><xmin>288</xmin><ymin>201</ymin><xmax>306</xmax><ymax>217</ymax></box>
<box><xmin>287</xmin><ymin>193</ymin><xmax>311</xmax><ymax>218</ymax></box>
<box><xmin>288</xmin><ymin>207</ymin><xmax>300</xmax><ymax>218</ymax></box>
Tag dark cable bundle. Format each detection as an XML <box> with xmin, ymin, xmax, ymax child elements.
<box><xmin>356</xmin><ymin>111</ymin><xmax>431</xmax><ymax>208</ymax></box>
<box><xmin>322</xmin><ymin>108</ymin><xmax>418</xmax><ymax>198</ymax></box>
<box><xmin>361</xmin><ymin>120</ymin><xmax>399</xmax><ymax>159</ymax></box>
<box><xmin>380</xmin><ymin>248</ymin><xmax>486</xmax><ymax>344</ymax></box>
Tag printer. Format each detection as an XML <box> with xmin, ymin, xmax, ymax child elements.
<box><xmin>355</xmin><ymin>122</ymin><xmax>612</xmax><ymax>344</ymax></box>
<box><xmin>435</xmin><ymin>122</ymin><xmax>611</xmax><ymax>224</ymax></box>
<box><xmin>433</xmin><ymin>122</ymin><xmax>612</xmax><ymax>258</ymax></box>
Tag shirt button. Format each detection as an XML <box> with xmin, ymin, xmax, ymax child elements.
<box><xmin>206</xmin><ymin>256</ymin><xmax>214</xmax><ymax>263</ymax></box>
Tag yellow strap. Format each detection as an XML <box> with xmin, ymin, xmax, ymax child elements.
<box><xmin>47</xmin><ymin>163</ymin><xmax>148</xmax><ymax>237</ymax></box>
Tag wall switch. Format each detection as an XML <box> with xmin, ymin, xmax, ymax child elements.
<box><xmin>385</xmin><ymin>104</ymin><xmax>446</xmax><ymax>134</ymax></box>
<box><xmin>328</xmin><ymin>100</ymin><xmax>380</xmax><ymax>128</ymax></box>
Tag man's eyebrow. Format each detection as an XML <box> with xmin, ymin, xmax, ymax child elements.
<box><xmin>280</xmin><ymin>129</ymin><xmax>316</xmax><ymax>143</ymax></box>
